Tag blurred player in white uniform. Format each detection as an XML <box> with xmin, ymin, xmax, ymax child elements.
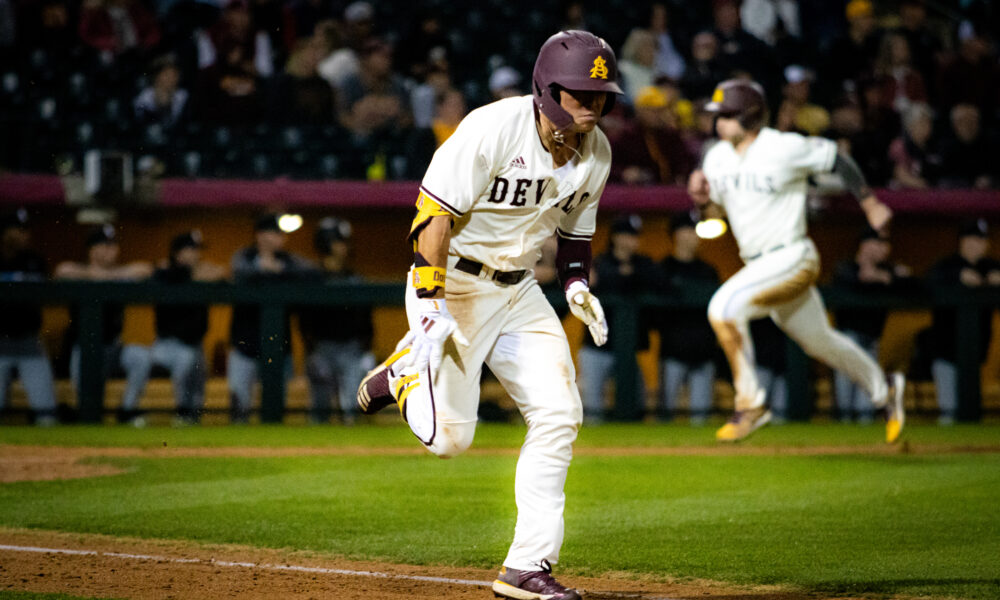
<box><xmin>688</xmin><ymin>79</ymin><xmax>905</xmax><ymax>444</ymax></box>
<box><xmin>356</xmin><ymin>31</ymin><xmax>622</xmax><ymax>600</ymax></box>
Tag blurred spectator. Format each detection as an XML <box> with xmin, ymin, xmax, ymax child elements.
<box><xmin>873</xmin><ymin>32</ymin><xmax>928</xmax><ymax>116</ymax></box>
<box><xmin>682</xmin><ymin>98</ymin><xmax>718</xmax><ymax>160</ymax></box>
<box><xmin>432</xmin><ymin>87</ymin><xmax>466</xmax><ymax>147</ymax></box>
<box><xmin>576</xmin><ymin>215</ymin><xmax>657</xmax><ymax>423</ymax></box>
<box><xmin>197</xmin><ymin>0</ymin><xmax>274</xmax><ymax>77</ymax></box>
<box><xmin>936</xmin><ymin>23</ymin><xmax>999</xmax><ymax>121</ymax></box>
<box><xmin>14</xmin><ymin>0</ymin><xmax>77</xmax><ymax>63</ymax></box>
<box><xmin>896</xmin><ymin>0</ymin><xmax>942</xmax><ymax>84</ymax></box>
<box><xmin>248</xmin><ymin>0</ymin><xmax>288</xmax><ymax>64</ymax></box>
<box><xmin>855</xmin><ymin>75</ymin><xmax>901</xmax><ymax>184</ymax></box>
<box><xmin>193</xmin><ymin>0</ymin><xmax>274</xmax><ymax>124</ymax></box>
<box><xmin>394</xmin><ymin>12</ymin><xmax>450</xmax><ymax>83</ymax></box>
<box><xmin>78</xmin><ymin>0</ymin><xmax>161</xmax><ymax>60</ymax></box>
<box><xmin>775</xmin><ymin>65</ymin><xmax>830</xmax><ymax>135</ymax></box>
<box><xmin>740</xmin><ymin>0</ymin><xmax>800</xmax><ymax>46</ymax></box>
<box><xmin>270</xmin><ymin>23</ymin><xmax>336</xmax><ymax>124</ymax></box>
<box><xmin>920</xmin><ymin>219</ymin><xmax>1000</xmax><ymax>424</ymax></box>
<box><xmin>150</xmin><ymin>230</ymin><xmax>226</xmax><ymax>426</ymax></box>
<box><xmin>822</xmin><ymin>0</ymin><xmax>881</xmax><ymax>98</ymax></box>
<box><xmin>938</xmin><ymin>104</ymin><xmax>995</xmax><ymax>189</ymax></box>
<box><xmin>609</xmin><ymin>85</ymin><xmax>694</xmax><ymax>185</ymax></box>
<box><xmin>647</xmin><ymin>3</ymin><xmax>686</xmax><ymax>81</ymax></box>
<box><xmin>711</xmin><ymin>0</ymin><xmax>775</xmax><ymax>86</ymax></box>
<box><xmin>888</xmin><ymin>102</ymin><xmax>941</xmax><ymax>189</ymax></box>
<box><xmin>619</xmin><ymin>28</ymin><xmax>657</xmax><ymax>105</ymax></box>
<box><xmin>54</xmin><ymin>224</ymin><xmax>154</xmax><ymax>426</ymax></box>
<box><xmin>133</xmin><ymin>56</ymin><xmax>189</xmax><ymax>130</ymax></box>
<box><xmin>656</xmin><ymin>212</ymin><xmax>720</xmax><ymax>424</ymax></box>
<box><xmin>0</xmin><ymin>209</ymin><xmax>57</xmax><ymax>426</ymax></box>
<box><xmin>831</xmin><ymin>227</ymin><xmax>915</xmax><ymax>423</ymax></box>
<box><xmin>680</xmin><ymin>31</ymin><xmax>726</xmax><ymax>101</ymax></box>
<box><xmin>317</xmin><ymin>0</ymin><xmax>374</xmax><ymax>90</ymax></box>
<box><xmin>284</xmin><ymin>0</ymin><xmax>337</xmax><ymax>45</ymax></box>
<box><xmin>749</xmin><ymin>317</ymin><xmax>789</xmax><ymax>422</ymax></box>
<box><xmin>488</xmin><ymin>66</ymin><xmax>523</xmax><ymax>101</ymax></box>
<box><xmin>336</xmin><ymin>38</ymin><xmax>412</xmax><ymax>140</ymax></box>
<box><xmin>228</xmin><ymin>213</ymin><xmax>314</xmax><ymax>423</ymax></box>
<box><xmin>298</xmin><ymin>217</ymin><xmax>374</xmax><ymax>425</ymax></box>
<box><xmin>410</xmin><ymin>64</ymin><xmax>452</xmax><ymax>129</ymax></box>
<box><xmin>560</xmin><ymin>1</ymin><xmax>589</xmax><ymax>32</ymax></box>
<box><xmin>826</xmin><ymin>99</ymin><xmax>865</xmax><ymax>154</ymax></box>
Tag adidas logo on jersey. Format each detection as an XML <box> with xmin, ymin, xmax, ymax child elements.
<box><xmin>509</xmin><ymin>156</ymin><xmax>526</xmax><ymax>169</ymax></box>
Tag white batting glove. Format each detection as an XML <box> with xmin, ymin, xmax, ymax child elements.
<box><xmin>566</xmin><ymin>281</ymin><xmax>608</xmax><ymax>346</ymax></box>
<box><xmin>406</xmin><ymin>298</ymin><xmax>468</xmax><ymax>380</ymax></box>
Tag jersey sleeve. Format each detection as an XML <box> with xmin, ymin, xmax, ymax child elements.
<box><xmin>785</xmin><ymin>133</ymin><xmax>838</xmax><ymax>176</ymax></box>
<box><xmin>418</xmin><ymin>108</ymin><xmax>499</xmax><ymax>216</ymax></box>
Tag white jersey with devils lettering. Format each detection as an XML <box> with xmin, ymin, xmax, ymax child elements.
<box><xmin>703</xmin><ymin>127</ymin><xmax>836</xmax><ymax>260</ymax></box>
<box><xmin>418</xmin><ymin>95</ymin><xmax>611</xmax><ymax>272</ymax></box>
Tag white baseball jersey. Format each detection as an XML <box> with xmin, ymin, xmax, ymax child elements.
<box><xmin>703</xmin><ymin>127</ymin><xmax>837</xmax><ymax>260</ymax></box>
<box><xmin>418</xmin><ymin>95</ymin><xmax>611</xmax><ymax>272</ymax></box>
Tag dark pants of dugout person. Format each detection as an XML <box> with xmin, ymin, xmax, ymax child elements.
<box><xmin>305</xmin><ymin>339</ymin><xmax>373</xmax><ymax>424</ymax></box>
<box><xmin>0</xmin><ymin>336</ymin><xmax>57</xmax><ymax>423</ymax></box>
<box><xmin>149</xmin><ymin>337</ymin><xmax>207</xmax><ymax>421</ymax></box>
<box><xmin>71</xmin><ymin>341</ymin><xmax>152</xmax><ymax>416</ymax></box>
<box><xmin>227</xmin><ymin>348</ymin><xmax>293</xmax><ymax>423</ymax></box>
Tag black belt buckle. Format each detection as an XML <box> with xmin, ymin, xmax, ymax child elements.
<box><xmin>493</xmin><ymin>269</ymin><xmax>526</xmax><ymax>285</ymax></box>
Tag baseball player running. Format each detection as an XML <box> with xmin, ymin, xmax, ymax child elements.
<box><xmin>356</xmin><ymin>31</ymin><xmax>621</xmax><ymax>600</ymax></box>
<box><xmin>688</xmin><ymin>79</ymin><xmax>906</xmax><ymax>444</ymax></box>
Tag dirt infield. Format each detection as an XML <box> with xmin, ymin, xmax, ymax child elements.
<box><xmin>0</xmin><ymin>528</ymin><xmax>862</xmax><ymax>600</ymax></box>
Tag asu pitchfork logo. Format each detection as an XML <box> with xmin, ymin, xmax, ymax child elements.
<box><xmin>590</xmin><ymin>56</ymin><xmax>608</xmax><ymax>79</ymax></box>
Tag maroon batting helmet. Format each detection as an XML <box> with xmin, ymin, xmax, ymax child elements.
<box><xmin>704</xmin><ymin>79</ymin><xmax>768</xmax><ymax>130</ymax></box>
<box><xmin>533</xmin><ymin>30</ymin><xmax>623</xmax><ymax>132</ymax></box>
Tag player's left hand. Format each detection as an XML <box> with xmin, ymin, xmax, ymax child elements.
<box><xmin>860</xmin><ymin>195</ymin><xmax>892</xmax><ymax>232</ymax></box>
<box><xmin>407</xmin><ymin>298</ymin><xmax>468</xmax><ymax>380</ymax></box>
<box><xmin>687</xmin><ymin>169</ymin><xmax>711</xmax><ymax>207</ymax></box>
<box><xmin>566</xmin><ymin>281</ymin><xmax>608</xmax><ymax>346</ymax></box>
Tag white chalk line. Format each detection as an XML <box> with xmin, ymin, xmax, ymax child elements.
<box><xmin>0</xmin><ymin>543</ymin><xmax>489</xmax><ymax>587</ymax></box>
<box><xmin>0</xmin><ymin>543</ymin><xmax>680</xmax><ymax>599</ymax></box>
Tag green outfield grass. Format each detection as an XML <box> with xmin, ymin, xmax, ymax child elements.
<box><xmin>2</xmin><ymin>423</ymin><xmax>999</xmax><ymax>599</ymax></box>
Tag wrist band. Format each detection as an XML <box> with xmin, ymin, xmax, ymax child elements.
<box><xmin>413</xmin><ymin>266</ymin><xmax>446</xmax><ymax>297</ymax></box>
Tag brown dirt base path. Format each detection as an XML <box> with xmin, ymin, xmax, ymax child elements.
<box><xmin>0</xmin><ymin>528</ymin><xmax>865</xmax><ymax>600</ymax></box>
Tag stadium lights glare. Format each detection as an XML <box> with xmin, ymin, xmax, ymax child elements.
<box><xmin>278</xmin><ymin>213</ymin><xmax>303</xmax><ymax>233</ymax></box>
<box><xmin>695</xmin><ymin>218</ymin><xmax>727</xmax><ymax>240</ymax></box>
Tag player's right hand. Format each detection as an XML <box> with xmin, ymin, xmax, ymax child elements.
<box><xmin>687</xmin><ymin>169</ymin><xmax>711</xmax><ymax>207</ymax></box>
<box><xmin>566</xmin><ymin>281</ymin><xmax>609</xmax><ymax>346</ymax></box>
<box><xmin>407</xmin><ymin>298</ymin><xmax>468</xmax><ymax>380</ymax></box>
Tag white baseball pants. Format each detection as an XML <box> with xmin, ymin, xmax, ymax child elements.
<box><xmin>707</xmin><ymin>239</ymin><xmax>887</xmax><ymax>411</ymax></box>
<box><xmin>400</xmin><ymin>255</ymin><xmax>583</xmax><ymax>572</ymax></box>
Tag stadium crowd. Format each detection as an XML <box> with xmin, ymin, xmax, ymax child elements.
<box><xmin>0</xmin><ymin>0</ymin><xmax>997</xmax><ymax>185</ymax></box>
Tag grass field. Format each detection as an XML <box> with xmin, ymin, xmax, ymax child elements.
<box><xmin>1</xmin><ymin>422</ymin><xmax>999</xmax><ymax>599</ymax></box>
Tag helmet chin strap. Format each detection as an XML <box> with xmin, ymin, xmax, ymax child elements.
<box><xmin>552</xmin><ymin>127</ymin><xmax>584</xmax><ymax>163</ymax></box>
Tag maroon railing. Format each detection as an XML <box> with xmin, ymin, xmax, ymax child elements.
<box><xmin>2</xmin><ymin>174</ymin><xmax>999</xmax><ymax>214</ymax></box>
